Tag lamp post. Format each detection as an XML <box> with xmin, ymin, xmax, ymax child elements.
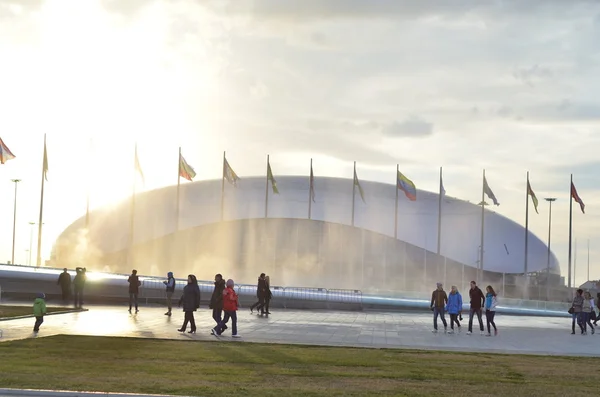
<box><xmin>545</xmin><ymin>198</ymin><xmax>557</xmax><ymax>301</ymax></box>
<box><xmin>11</xmin><ymin>179</ymin><xmax>21</xmax><ymax>265</ymax></box>
<box><xmin>29</xmin><ymin>222</ymin><xmax>35</xmax><ymax>266</ymax></box>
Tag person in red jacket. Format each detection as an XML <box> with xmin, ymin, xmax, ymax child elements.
<box><xmin>212</xmin><ymin>279</ymin><xmax>241</xmax><ymax>338</ymax></box>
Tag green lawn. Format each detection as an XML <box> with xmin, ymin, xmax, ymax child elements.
<box><xmin>0</xmin><ymin>335</ymin><xmax>597</xmax><ymax>396</ymax></box>
<box><xmin>0</xmin><ymin>305</ymin><xmax>73</xmax><ymax>319</ymax></box>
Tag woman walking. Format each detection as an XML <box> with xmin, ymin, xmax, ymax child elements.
<box><xmin>177</xmin><ymin>274</ymin><xmax>200</xmax><ymax>334</ymax></box>
<box><xmin>484</xmin><ymin>285</ymin><xmax>498</xmax><ymax>336</ymax></box>
<box><xmin>582</xmin><ymin>291</ymin><xmax>595</xmax><ymax>335</ymax></box>
<box><xmin>571</xmin><ymin>289</ymin><xmax>585</xmax><ymax>335</ymax></box>
<box><xmin>446</xmin><ymin>285</ymin><xmax>462</xmax><ymax>334</ymax></box>
<box><xmin>258</xmin><ymin>275</ymin><xmax>273</xmax><ymax>315</ymax></box>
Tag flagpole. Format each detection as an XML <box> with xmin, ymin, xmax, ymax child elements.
<box><xmin>85</xmin><ymin>138</ymin><xmax>92</xmax><ymax>231</ymax></box>
<box><xmin>351</xmin><ymin>161</ymin><xmax>356</xmax><ymax>227</ymax></box>
<box><xmin>568</xmin><ymin>174</ymin><xmax>573</xmax><ymax>288</ymax></box>
<box><xmin>524</xmin><ymin>171</ymin><xmax>530</xmax><ymax>298</ymax></box>
<box><xmin>308</xmin><ymin>158</ymin><xmax>313</xmax><ymax>220</ymax></box>
<box><xmin>221</xmin><ymin>151</ymin><xmax>226</xmax><ymax>221</ymax></box>
<box><xmin>574</xmin><ymin>238</ymin><xmax>577</xmax><ymax>287</ymax></box>
<box><xmin>394</xmin><ymin>164</ymin><xmax>398</xmax><ymax>239</ymax></box>
<box><xmin>587</xmin><ymin>238</ymin><xmax>590</xmax><ymax>281</ymax></box>
<box><xmin>36</xmin><ymin>134</ymin><xmax>46</xmax><ymax>267</ymax></box>
<box><xmin>265</xmin><ymin>155</ymin><xmax>269</xmax><ymax>218</ymax></box>
<box><xmin>479</xmin><ymin>169</ymin><xmax>485</xmax><ymax>284</ymax></box>
<box><xmin>437</xmin><ymin>166</ymin><xmax>442</xmax><ymax>255</ymax></box>
<box><xmin>176</xmin><ymin>147</ymin><xmax>181</xmax><ymax>232</ymax></box>
<box><xmin>129</xmin><ymin>143</ymin><xmax>137</xmax><ymax>265</ymax></box>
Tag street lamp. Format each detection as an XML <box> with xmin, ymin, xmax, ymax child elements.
<box><xmin>11</xmin><ymin>179</ymin><xmax>21</xmax><ymax>265</ymax></box>
<box><xmin>29</xmin><ymin>222</ymin><xmax>35</xmax><ymax>266</ymax></box>
<box><xmin>545</xmin><ymin>198</ymin><xmax>557</xmax><ymax>301</ymax></box>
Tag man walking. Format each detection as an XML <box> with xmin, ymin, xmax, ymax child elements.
<box><xmin>467</xmin><ymin>280</ymin><xmax>485</xmax><ymax>335</ymax></box>
<box><xmin>209</xmin><ymin>273</ymin><xmax>226</xmax><ymax>328</ymax></box>
<box><xmin>57</xmin><ymin>268</ymin><xmax>71</xmax><ymax>304</ymax></box>
<box><xmin>128</xmin><ymin>269</ymin><xmax>141</xmax><ymax>313</ymax></box>
<box><xmin>430</xmin><ymin>282</ymin><xmax>448</xmax><ymax>333</ymax></box>
<box><xmin>163</xmin><ymin>272</ymin><xmax>176</xmax><ymax>316</ymax></box>
<box><xmin>73</xmin><ymin>267</ymin><xmax>86</xmax><ymax>309</ymax></box>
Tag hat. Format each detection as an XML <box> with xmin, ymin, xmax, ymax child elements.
<box><xmin>167</xmin><ymin>272</ymin><xmax>173</xmax><ymax>278</ymax></box>
<box><xmin>260</xmin><ymin>273</ymin><xmax>266</xmax><ymax>278</ymax></box>
<box><xmin>226</xmin><ymin>279</ymin><xmax>234</xmax><ymax>287</ymax></box>
<box><xmin>37</xmin><ymin>292</ymin><xmax>45</xmax><ymax>299</ymax></box>
<box><xmin>436</xmin><ymin>282</ymin><xmax>443</xmax><ymax>288</ymax></box>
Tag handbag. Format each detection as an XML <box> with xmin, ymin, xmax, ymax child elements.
<box><xmin>568</xmin><ymin>307</ymin><xmax>574</xmax><ymax>315</ymax></box>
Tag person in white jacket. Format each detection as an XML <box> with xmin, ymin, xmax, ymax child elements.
<box><xmin>484</xmin><ymin>285</ymin><xmax>498</xmax><ymax>336</ymax></box>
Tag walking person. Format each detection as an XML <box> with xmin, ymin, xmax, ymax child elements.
<box><xmin>570</xmin><ymin>289</ymin><xmax>585</xmax><ymax>335</ymax></box>
<box><xmin>593</xmin><ymin>292</ymin><xmax>600</xmax><ymax>326</ymax></box>
<box><xmin>484</xmin><ymin>285</ymin><xmax>498</xmax><ymax>336</ymax></box>
<box><xmin>56</xmin><ymin>268</ymin><xmax>71</xmax><ymax>304</ymax></box>
<box><xmin>177</xmin><ymin>275</ymin><xmax>200</xmax><ymax>334</ymax></box>
<box><xmin>163</xmin><ymin>271</ymin><xmax>176</xmax><ymax>316</ymax></box>
<box><xmin>582</xmin><ymin>291</ymin><xmax>595</xmax><ymax>335</ymax></box>
<box><xmin>446</xmin><ymin>285</ymin><xmax>463</xmax><ymax>334</ymax></box>
<box><xmin>257</xmin><ymin>275</ymin><xmax>273</xmax><ymax>315</ymax></box>
<box><xmin>73</xmin><ymin>267</ymin><xmax>87</xmax><ymax>309</ymax></box>
<box><xmin>209</xmin><ymin>274</ymin><xmax>226</xmax><ymax>329</ymax></box>
<box><xmin>212</xmin><ymin>279</ymin><xmax>241</xmax><ymax>338</ymax></box>
<box><xmin>250</xmin><ymin>273</ymin><xmax>267</xmax><ymax>314</ymax></box>
<box><xmin>128</xmin><ymin>270</ymin><xmax>141</xmax><ymax>313</ymax></box>
<box><xmin>33</xmin><ymin>292</ymin><xmax>47</xmax><ymax>333</ymax></box>
<box><xmin>467</xmin><ymin>280</ymin><xmax>485</xmax><ymax>336</ymax></box>
<box><xmin>430</xmin><ymin>282</ymin><xmax>448</xmax><ymax>333</ymax></box>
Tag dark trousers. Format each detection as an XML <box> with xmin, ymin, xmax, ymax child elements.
<box><xmin>61</xmin><ymin>287</ymin><xmax>70</xmax><ymax>302</ymax></box>
<box><xmin>433</xmin><ymin>307</ymin><xmax>447</xmax><ymax>330</ymax></box>
<box><xmin>250</xmin><ymin>297</ymin><xmax>265</xmax><ymax>312</ymax></box>
<box><xmin>212</xmin><ymin>308</ymin><xmax>223</xmax><ymax>325</ymax></box>
<box><xmin>485</xmin><ymin>310</ymin><xmax>497</xmax><ymax>333</ymax></box>
<box><xmin>129</xmin><ymin>293</ymin><xmax>138</xmax><ymax>310</ymax></box>
<box><xmin>181</xmin><ymin>311</ymin><xmax>196</xmax><ymax>331</ymax></box>
<box><xmin>468</xmin><ymin>308</ymin><xmax>484</xmax><ymax>332</ymax></box>
<box><xmin>33</xmin><ymin>316</ymin><xmax>44</xmax><ymax>331</ymax></box>
<box><xmin>257</xmin><ymin>298</ymin><xmax>271</xmax><ymax>314</ymax></box>
<box><xmin>573</xmin><ymin>313</ymin><xmax>584</xmax><ymax>333</ymax></box>
<box><xmin>73</xmin><ymin>289</ymin><xmax>83</xmax><ymax>308</ymax></box>
<box><xmin>449</xmin><ymin>314</ymin><xmax>461</xmax><ymax>330</ymax></box>
<box><xmin>581</xmin><ymin>312</ymin><xmax>594</xmax><ymax>333</ymax></box>
<box><xmin>216</xmin><ymin>310</ymin><xmax>237</xmax><ymax>335</ymax></box>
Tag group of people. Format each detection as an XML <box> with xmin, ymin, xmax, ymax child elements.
<box><xmin>570</xmin><ymin>289</ymin><xmax>599</xmax><ymax>335</ymax></box>
<box><xmin>429</xmin><ymin>280</ymin><xmax>499</xmax><ymax>336</ymax></box>
<box><xmin>56</xmin><ymin>267</ymin><xmax>87</xmax><ymax>309</ymax></box>
<box><xmin>249</xmin><ymin>273</ymin><xmax>273</xmax><ymax>315</ymax></box>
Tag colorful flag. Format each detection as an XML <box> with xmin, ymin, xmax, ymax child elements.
<box><xmin>0</xmin><ymin>137</ymin><xmax>15</xmax><ymax>164</ymax></box>
<box><xmin>527</xmin><ymin>180</ymin><xmax>539</xmax><ymax>214</ymax></box>
<box><xmin>223</xmin><ymin>158</ymin><xmax>240</xmax><ymax>186</ymax></box>
<box><xmin>310</xmin><ymin>163</ymin><xmax>316</xmax><ymax>203</ymax></box>
<box><xmin>397</xmin><ymin>170</ymin><xmax>417</xmax><ymax>201</ymax></box>
<box><xmin>354</xmin><ymin>168</ymin><xmax>366</xmax><ymax>204</ymax></box>
<box><xmin>267</xmin><ymin>161</ymin><xmax>279</xmax><ymax>194</ymax></box>
<box><xmin>571</xmin><ymin>182</ymin><xmax>585</xmax><ymax>214</ymax></box>
<box><xmin>179</xmin><ymin>153</ymin><xmax>196</xmax><ymax>181</ymax></box>
<box><xmin>135</xmin><ymin>146</ymin><xmax>145</xmax><ymax>185</ymax></box>
<box><xmin>42</xmin><ymin>139</ymin><xmax>48</xmax><ymax>181</ymax></box>
<box><xmin>483</xmin><ymin>176</ymin><xmax>499</xmax><ymax>206</ymax></box>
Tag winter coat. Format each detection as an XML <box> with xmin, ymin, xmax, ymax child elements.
<box><xmin>164</xmin><ymin>273</ymin><xmax>176</xmax><ymax>293</ymax></box>
<box><xmin>57</xmin><ymin>272</ymin><xmax>71</xmax><ymax>290</ymax></box>
<box><xmin>33</xmin><ymin>298</ymin><xmax>47</xmax><ymax>317</ymax></box>
<box><xmin>582</xmin><ymin>298</ymin><xmax>593</xmax><ymax>313</ymax></box>
<box><xmin>210</xmin><ymin>279</ymin><xmax>225</xmax><ymax>310</ymax></box>
<box><xmin>256</xmin><ymin>278</ymin><xmax>267</xmax><ymax>299</ymax></box>
<box><xmin>446</xmin><ymin>292</ymin><xmax>463</xmax><ymax>315</ymax></box>
<box><xmin>179</xmin><ymin>283</ymin><xmax>201</xmax><ymax>312</ymax></box>
<box><xmin>223</xmin><ymin>287</ymin><xmax>239</xmax><ymax>312</ymax></box>
<box><xmin>485</xmin><ymin>293</ymin><xmax>498</xmax><ymax>311</ymax></box>
<box><xmin>469</xmin><ymin>287</ymin><xmax>485</xmax><ymax>309</ymax></box>
<box><xmin>128</xmin><ymin>275</ymin><xmax>141</xmax><ymax>294</ymax></box>
<box><xmin>572</xmin><ymin>295</ymin><xmax>584</xmax><ymax>313</ymax></box>
<box><xmin>73</xmin><ymin>268</ymin><xmax>86</xmax><ymax>291</ymax></box>
<box><xmin>430</xmin><ymin>289</ymin><xmax>448</xmax><ymax>309</ymax></box>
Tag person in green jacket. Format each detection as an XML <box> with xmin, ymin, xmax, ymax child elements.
<box><xmin>33</xmin><ymin>292</ymin><xmax>47</xmax><ymax>333</ymax></box>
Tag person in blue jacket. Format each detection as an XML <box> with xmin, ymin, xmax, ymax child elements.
<box><xmin>445</xmin><ymin>285</ymin><xmax>463</xmax><ymax>334</ymax></box>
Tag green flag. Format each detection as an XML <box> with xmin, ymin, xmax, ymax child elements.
<box><xmin>354</xmin><ymin>169</ymin><xmax>366</xmax><ymax>203</ymax></box>
<box><xmin>267</xmin><ymin>161</ymin><xmax>279</xmax><ymax>194</ymax></box>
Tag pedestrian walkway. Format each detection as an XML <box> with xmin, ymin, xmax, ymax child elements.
<box><xmin>0</xmin><ymin>304</ymin><xmax>597</xmax><ymax>357</ymax></box>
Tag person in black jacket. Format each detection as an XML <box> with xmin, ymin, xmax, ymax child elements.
<box><xmin>163</xmin><ymin>271</ymin><xmax>176</xmax><ymax>316</ymax></box>
<box><xmin>57</xmin><ymin>268</ymin><xmax>71</xmax><ymax>303</ymax></box>
<box><xmin>177</xmin><ymin>274</ymin><xmax>200</xmax><ymax>334</ymax></box>
<box><xmin>250</xmin><ymin>273</ymin><xmax>267</xmax><ymax>314</ymax></box>
<box><xmin>257</xmin><ymin>275</ymin><xmax>273</xmax><ymax>315</ymax></box>
<box><xmin>467</xmin><ymin>280</ymin><xmax>485</xmax><ymax>335</ymax></box>
<box><xmin>128</xmin><ymin>269</ymin><xmax>141</xmax><ymax>313</ymax></box>
<box><xmin>209</xmin><ymin>274</ymin><xmax>226</xmax><ymax>328</ymax></box>
<box><xmin>73</xmin><ymin>267</ymin><xmax>86</xmax><ymax>309</ymax></box>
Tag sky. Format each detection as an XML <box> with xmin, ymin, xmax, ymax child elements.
<box><xmin>0</xmin><ymin>0</ymin><xmax>599</xmax><ymax>285</ymax></box>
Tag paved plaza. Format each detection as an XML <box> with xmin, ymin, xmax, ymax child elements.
<box><xmin>0</xmin><ymin>304</ymin><xmax>597</xmax><ymax>357</ymax></box>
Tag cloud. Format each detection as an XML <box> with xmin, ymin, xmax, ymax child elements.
<box><xmin>382</xmin><ymin>117</ymin><xmax>434</xmax><ymax>138</ymax></box>
<box><xmin>512</xmin><ymin>65</ymin><xmax>553</xmax><ymax>87</ymax></box>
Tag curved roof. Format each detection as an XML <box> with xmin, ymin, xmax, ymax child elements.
<box><xmin>55</xmin><ymin>175</ymin><xmax>560</xmax><ymax>275</ymax></box>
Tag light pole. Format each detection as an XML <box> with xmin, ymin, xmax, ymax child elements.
<box><xmin>29</xmin><ymin>222</ymin><xmax>35</xmax><ymax>266</ymax></box>
<box><xmin>545</xmin><ymin>198</ymin><xmax>557</xmax><ymax>301</ymax></box>
<box><xmin>11</xmin><ymin>179</ymin><xmax>21</xmax><ymax>265</ymax></box>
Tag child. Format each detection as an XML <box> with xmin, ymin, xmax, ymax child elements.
<box><xmin>212</xmin><ymin>279</ymin><xmax>241</xmax><ymax>338</ymax></box>
<box><xmin>33</xmin><ymin>292</ymin><xmax>47</xmax><ymax>333</ymax></box>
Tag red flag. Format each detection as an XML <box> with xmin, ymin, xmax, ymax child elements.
<box><xmin>571</xmin><ymin>182</ymin><xmax>585</xmax><ymax>214</ymax></box>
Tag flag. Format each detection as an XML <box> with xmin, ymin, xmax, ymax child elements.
<box><xmin>527</xmin><ymin>180</ymin><xmax>539</xmax><ymax>214</ymax></box>
<box><xmin>0</xmin><ymin>137</ymin><xmax>15</xmax><ymax>164</ymax></box>
<box><xmin>42</xmin><ymin>139</ymin><xmax>48</xmax><ymax>181</ymax></box>
<box><xmin>397</xmin><ymin>170</ymin><xmax>417</xmax><ymax>201</ymax></box>
<box><xmin>354</xmin><ymin>168</ymin><xmax>366</xmax><ymax>203</ymax></box>
<box><xmin>224</xmin><ymin>158</ymin><xmax>240</xmax><ymax>186</ymax></box>
<box><xmin>440</xmin><ymin>176</ymin><xmax>446</xmax><ymax>198</ymax></box>
<box><xmin>571</xmin><ymin>182</ymin><xmax>585</xmax><ymax>214</ymax></box>
<box><xmin>179</xmin><ymin>153</ymin><xmax>196</xmax><ymax>181</ymax></box>
<box><xmin>310</xmin><ymin>163</ymin><xmax>316</xmax><ymax>203</ymax></box>
<box><xmin>267</xmin><ymin>161</ymin><xmax>279</xmax><ymax>194</ymax></box>
<box><xmin>135</xmin><ymin>146</ymin><xmax>145</xmax><ymax>185</ymax></box>
<box><xmin>483</xmin><ymin>176</ymin><xmax>499</xmax><ymax>206</ymax></box>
